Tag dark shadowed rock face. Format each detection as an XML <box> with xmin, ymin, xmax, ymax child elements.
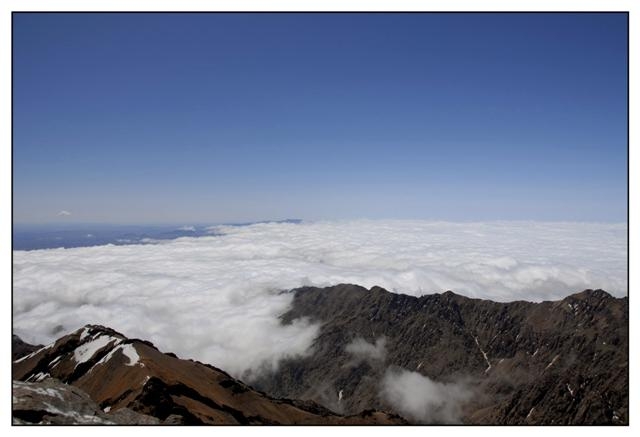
<box><xmin>12</xmin><ymin>324</ymin><xmax>405</xmax><ymax>425</ymax></box>
<box><xmin>13</xmin><ymin>335</ymin><xmax>42</xmax><ymax>361</ymax></box>
<box><xmin>253</xmin><ymin>285</ymin><xmax>628</xmax><ymax>425</ymax></box>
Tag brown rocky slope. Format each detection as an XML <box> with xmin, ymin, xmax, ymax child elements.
<box><xmin>12</xmin><ymin>325</ymin><xmax>405</xmax><ymax>425</ymax></box>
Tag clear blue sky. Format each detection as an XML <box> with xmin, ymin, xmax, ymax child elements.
<box><xmin>13</xmin><ymin>13</ymin><xmax>627</xmax><ymax>224</ymax></box>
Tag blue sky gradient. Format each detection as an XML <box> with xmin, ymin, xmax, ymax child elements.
<box><xmin>13</xmin><ymin>13</ymin><xmax>628</xmax><ymax>224</ymax></box>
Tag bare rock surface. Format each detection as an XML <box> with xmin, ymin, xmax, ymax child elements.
<box><xmin>12</xmin><ymin>378</ymin><xmax>159</xmax><ymax>424</ymax></box>
<box><xmin>254</xmin><ymin>285</ymin><xmax>628</xmax><ymax>425</ymax></box>
<box><xmin>13</xmin><ymin>324</ymin><xmax>404</xmax><ymax>425</ymax></box>
<box><xmin>13</xmin><ymin>335</ymin><xmax>42</xmax><ymax>361</ymax></box>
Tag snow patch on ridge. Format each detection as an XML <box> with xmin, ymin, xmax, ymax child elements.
<box><xmin>120</xmin><ymin>344</ymin><xmax>141</xmax><ymax>366</ymax></box>
<box><xmin>79</xmin><ymin>327</ymin><xmax>92</xmax><ymax>341</ymax></box>
<box><xmin>13</xmin><ymin>342</ymin><xmax>56</xmax><ymax>364</ymax></box>
<box><xmin>89</xmin><ymin>343</ymin><xmax>142</xmax><ymax>370</ymax></box>
<box><xmin>73</xmin><ymin>335</ymin><xmax>121</xmax><ymax>368</ymax></box>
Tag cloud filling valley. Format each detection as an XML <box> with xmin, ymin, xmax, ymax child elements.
<box><xmin>13</xmin><ymin>220</ymin><xmax>627</xmax><ymax>379</ymax></box>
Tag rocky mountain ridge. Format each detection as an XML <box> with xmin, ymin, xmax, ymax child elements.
<box><xmin>12</xmin><ymin>324</ymin><xmax>404</xmax><ymax>425</ymax></box>
<box><xmin>254</xmin><ymin>285</ymin><xmax>628</xmax><ymax>424</ymax></box>
<box><xmin>13</xmin><ymin>285</ymin><xmax>628</xmax><ymax>425</ymax></box>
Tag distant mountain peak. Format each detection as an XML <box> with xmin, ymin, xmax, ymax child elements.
<box><xmin>566</xmin><ymin>288</ymin><xmax>613</xmax><ymax>300</ymax></box>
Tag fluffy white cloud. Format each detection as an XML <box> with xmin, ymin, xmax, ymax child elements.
<box><xmin>57</xmin><ymin>210</ymin><xmax>71</xmax><ymax>216</ymax></box>
<box><xmin>345</xmin><ymin>337</ymin><xmax>387</xmax><ymax>362</ymax></box>
<box><xmin>177</xmin><ymin>226</ymin><xmax>196</xmax><ymax>232</ymax></box>
<box><xmin>12</xmin><ymin>220</ymin><xmax>627</xmax><ymax>379</ymax></box>
<box><xmin>381</xmin><ymin>367</ymin><xmax>472</xmax><ymax>423</ymax></box>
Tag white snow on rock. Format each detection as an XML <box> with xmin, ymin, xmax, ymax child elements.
<box><xmin>26</xmin><ymin>372</ymin><xmax>50</xmax><ymax>383</ymax></box>
<box><xmin>474</xmin><ymin>336</ymin><xmax>492</xmax><ymax>373</ymax></box>
<box><xmin>79</xmin><ymin>327</ymin><xmax>92</xmax><ymax>341</ymax></box>
<box><xmin>545</xmin><ymin>354</ymin><xmax>560</xmax><ymax>371</ymax></box>
<box><xmin>566</xmin><ymin>383</ymin><xmax>574</xmax><ymax>397</ymax></box>
<box><xmin>73</xmin><ymin>335</ymin><xmax>120</xmax><ymax>368</ymax></box>
<box><xmin>13</xmin><ymin>342</ymin><xmax>56</xmax><ymax>364</ymax></box>
<box><xmin>120</xmin><ymin>344</ymin><xmax>141</xmax><ymax>366</ymax></box>
<box><xmin>90</xmin><ymin>342</ymin><xmax>142</xmax><ymax>370</ymax></box>
<box><xmin>34</xmin><ymin>372</ymin><xmax>50</xmax><ymax>382</ymax></box>
<box><xmin>90</xmin><ymin>345</ymin><xmax>122</xmax><ymax>370</ymax></box>
<box><xmin>49</xmin><ymin>355</ymin><xmax>62</xmax><ymax>368</ymax></box>
<box><xmin>526</xmin><ymin>407</ymin><xmax>535</xmax><ymax>419</ymax></box>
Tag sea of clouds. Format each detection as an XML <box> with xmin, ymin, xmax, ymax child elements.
<box><xmin>13</xmin><ymin>220</ymin><xmax>627</xmax><ymax>380</ymax></box>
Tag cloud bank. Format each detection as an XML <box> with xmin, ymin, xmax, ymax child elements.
<box><xmin>381</xmin><ymin>367</ymin><xmax>472</xmax><ymax>423</ymax></box>
<box><xmin>13</xmin><ymin>220</ymin><xmax>627</xmax><ymax>378</ymax></box>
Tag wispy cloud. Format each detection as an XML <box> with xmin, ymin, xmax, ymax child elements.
<box><xmin>345</xmin><ymin>337</ymin><xmax>387</xmax><ymax>363</ymax></box>
<box><xmin>57</xmin><ymin>210</ymin><xmax>71</xmax><ymax>216</ymax></box>
<box><xmin>381</xmin><ymin>367</ymin><xmax>472</xmax><ymax>423</ymax></box>
<box><xmin>12</xmin><ymin>220</ymin><xmax>627</xmax><ymax>379</ymax></box>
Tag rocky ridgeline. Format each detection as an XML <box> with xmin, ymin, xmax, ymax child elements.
<box><xmin>254</xmin><ymin>285</ymin><xmax>628</xmax><ymax>425</ymax></box>
<box><xmin>12</xmin><ymin>324</ymin><xmax>405</xmax><ymax>425</ymax></box>
<box><xmin>13</xmin><ymin>286</ymin><xmax>628</xmax><ymax>425</ymax></box>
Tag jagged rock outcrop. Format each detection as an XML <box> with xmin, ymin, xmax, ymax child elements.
<box><xmin>12</xmin><ymin>324</ymin><xmax>405</xmax><ymax>425</ymax></box>
<box><xmin>13</xmin><ymin>379</ymin><xmax>160</xmax><ymax>424</ymax></box>
<box><xmin>253</xmin><ymin>285</ymin><xmax>628</xmax><ymax>425</ymax></box>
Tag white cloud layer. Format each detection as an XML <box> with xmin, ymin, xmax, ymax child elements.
<box><xmin>381</xmin><ymin>367</ymin><xmax>472</xmax><ymax>423</ymax></box>
<box><xmin>13</xmin><ymin>220</ymin><xmax>627</xmax><ymax>379</ymax></box>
